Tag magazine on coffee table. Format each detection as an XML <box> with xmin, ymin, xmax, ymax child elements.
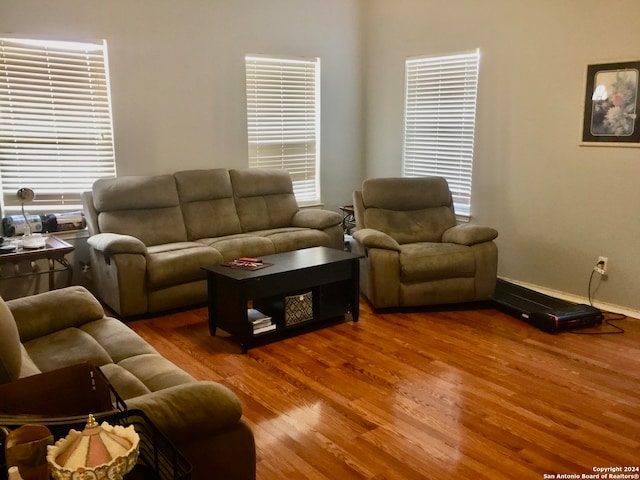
<box><xmin>224</xmin><ymin>258</ymin><xmax>272</xmax><ymax>271</ymax></box>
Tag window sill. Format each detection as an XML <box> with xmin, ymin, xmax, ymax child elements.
<box><xmin>47</xmin><ymin>228</ymin><xmax>89</xmax><ymax>241</ymax></box>
<box><xmin>456</xmin><ymin>213</ymin><xmax>470</xmax><ymax>223</ymax></box>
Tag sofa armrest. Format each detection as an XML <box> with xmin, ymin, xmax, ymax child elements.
<box><xmin>8</xmin><ymin>286</ymin><xmax>106</xmax><ymax>342</ymax></box>
<box><xmin>291</xmin><ymin>209</ymin><xmax>341</xmax><ymax>230</ymax></box>
<box><xmin>442</xmin><ymin>224</ymin><xmax>498</xmax><ymax>246</ymax></box>
<box><xmin>126</xmin><ymin>381</ymin><xmax>243</xmax><ymax>444</ymax></box>
<box><xmin>353</xmin><ymin>228</ymin><xmax>401</xmax><ymax>251</ymax></box>
<box><xmin>87</xmin><ymin>233</ymin><xmax>147</xmax><ymax>255</ymax></box>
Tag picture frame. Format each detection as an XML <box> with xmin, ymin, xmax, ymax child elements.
<box><xmin>581</xmin><ymin>60</ymin><xmax>640</xmax><ymax>147</ymax></box>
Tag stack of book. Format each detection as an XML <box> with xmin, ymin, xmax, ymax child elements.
<box><xmin>248</xmin><ymin>308</ymin><xmax>276</xmax><ymax>335</ymax></box>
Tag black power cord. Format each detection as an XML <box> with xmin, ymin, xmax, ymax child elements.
<box><xmin>570</xmin><ymin>266</ymin><xmax>627</xmax><ymax>335</ymax></box>
<box><xmin>587</xmin><ymin>261</ymin><xmax>604</xmax><ymax>306</ymax></box>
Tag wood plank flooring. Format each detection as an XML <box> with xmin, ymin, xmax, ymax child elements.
<box><xmin>129</xmin><ymin>300</ymin><xmax>640</xmax><ymax>480</ymax></box>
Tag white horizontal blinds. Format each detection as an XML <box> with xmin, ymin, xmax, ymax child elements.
<box><xmin>0</xmin><ymin>38</ymin><xmax>116</xmax><ymax>214</ymax></box>
<box><xmin>246</xmin><ymin>55</ymin><xmax>320</xmax><ymax>204</ymax></box>
<box><xmin>403</xmin><ymin>50</ymin><xmax>480</xmax><ymax>216</ymax></box>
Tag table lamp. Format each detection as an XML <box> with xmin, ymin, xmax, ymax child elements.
<box><xmin>17</xmin><ymin>187</ymin><xmax>46</xmax><ymax>249</ymax></box>
<box><xmin>47</xmin><ymin>414</ymin><xmax>140</xmax><ymax>480</ymax></box>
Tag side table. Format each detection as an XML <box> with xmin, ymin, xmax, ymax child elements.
<box><xmin>0</xmin><ymin>410</ymin><xmax>191</xmax><ymax>480</ymax></box>
<box><xmin>0</xmin><ymin>235</ymin><xmax>74</xmax><ymax>291</ymax></box>
<box><xmin>0</xmin><ymin>364</ymin><xmax>191</xmax><ymax>480</ymax></box>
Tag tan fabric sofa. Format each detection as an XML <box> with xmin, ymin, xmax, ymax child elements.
<box><xmin>353</xmin><ymin>176</ymin><xmax>498</xmax><ymax>309</ymax></box>
<box><xmin>0</xmin><ymin>286</ymin><xmax>255</xmax><ymax>480</ymax></box>
<box><xmin>81</xmin><ymin>168</ymin><xmax>343</xmax><ymax>318</ymax></box>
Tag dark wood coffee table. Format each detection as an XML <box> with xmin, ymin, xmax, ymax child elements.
<box><xmin>202</xmin><ymin>247</ymin><xmax>361</xmax><ymax>352</ymax></box>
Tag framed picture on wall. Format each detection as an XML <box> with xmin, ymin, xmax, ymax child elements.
<box><xmin>581</xmin><ymin>60</ymin><xmax>640</xmax><ymax>147</ymax></box>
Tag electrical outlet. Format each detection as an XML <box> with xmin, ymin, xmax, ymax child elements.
<box><xmin>595</xmin><ymin>256</ymin><xmax>608</xmax><ymax>275</ymax></box>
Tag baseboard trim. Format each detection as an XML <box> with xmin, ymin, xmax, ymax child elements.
<box><xmin>498</xmin><ymin>276</ymin><xmax>640</xmax><ymax>320</ymax></box>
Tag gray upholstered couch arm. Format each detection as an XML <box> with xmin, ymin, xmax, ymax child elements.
<box><xmin>126</xmin><ymin>381</ymin><xmax>243</xmax><ymax>443</ymax></box>
<box><xmin>353</xmin><ymin>228</ymin><xmax>401</xmax><ymax>251</ymax></box>
<box><xmin>8</xmin><ymin>286</ymin><xmax>105</xmax><ymax>342</ymax></box>
<box><xmin>87</xmin><ymin>233</ymin><xmax>148</xmax><ymax>255</ymax></box>
<box><xmin>291</xmin><ymin>209</ymin><xmax>342</xmax><ymax>230</ymax></box>
<box><xmin>87</xmin><ymin>233</ymin><xmax>149</xmax><ymax>318</ymax></box>
<box><xmin>442</xmin><ymin>224</ymin><xmax>498</xmax><ymax>246</ymax></box>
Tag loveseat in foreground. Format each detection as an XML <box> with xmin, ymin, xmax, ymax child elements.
<box><xmin>82</xmin><ymin>168</ymin><xmax>343</xmax><ymax>318</ymax></box>
<box><xmin>0</xmin><ymin>286</ymin><xmax>256</xmax><ymax>480</ymax></box>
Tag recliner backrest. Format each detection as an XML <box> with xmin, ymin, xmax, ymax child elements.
<box><xmin>360</xmin><ymin>176</ymin><xmax>456</xmax><ymax>244</ymax></box>
<box><xmin>91</xmin><ymin>175</ymin><xmax>188</xmax><ymax>246</ymax></box>
<box><xmin>229</xmin><ymin>169</ymin><xmax>300</xmax><ymax>232</ymax></box>
<box><xmin>174</xmin><ymin>169</ymin><xmax>242</xmax><ymax>240</ymax></box>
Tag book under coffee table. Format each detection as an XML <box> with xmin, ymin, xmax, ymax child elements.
<box><xmin>201</xmin><ymin>246</ymin><xmax>361</xmax><ymax>353</ymax></box>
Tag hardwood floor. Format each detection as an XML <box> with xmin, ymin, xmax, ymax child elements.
<box><xmin>129</xmin><ymin>300</ymin><xmax>640</xmax><ymax>480</ymax></box>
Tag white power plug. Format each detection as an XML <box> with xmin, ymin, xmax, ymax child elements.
<box><xmin>594</xmin><ymin>256</ymin><xmax>608</xmax><ymax>275</ymax></box>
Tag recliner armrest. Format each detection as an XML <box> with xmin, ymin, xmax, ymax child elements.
<box><xmin>126</xmin><ymin>381</ymin><xmax>243</xmax><ymax>444</ymax></box>
<box><xmin>442</xmin><ymin>224</ymin><xmax>498</xmax><ymax>246</ymax></box>
<box><xmin>291</xmin><ymin>209</ymin><xmax>342</xmax><ymax>230</ymax></box>
<box><xmin>87</xmin><ymin>232</ymin><xmax>147</xmax><ymax>255</ymax></box>
<box><xmin>353</xmin><ymin>228</ymin><xmax>401</xmax><ymax>251</ymax></box>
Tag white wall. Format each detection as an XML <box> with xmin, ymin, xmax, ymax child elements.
<box><xmin>0</xmin><ymin>0</ymin><xmax>363</xmax><ymax>212</ymax></box>
<box><xmin>3</xmin><ymin>0</ymin><xmax>639</xmax><ymax>313</ymax></box>
<box><xmin>361</xmin><ymin>0</ymin><xmax>640</xmax><ymax>313</ymax></box>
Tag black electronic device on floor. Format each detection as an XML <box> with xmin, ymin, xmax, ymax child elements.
<box><xmin>493</xmin><ymin>279</ymin><xmax>603</xmax><ymax>333</ymax></box>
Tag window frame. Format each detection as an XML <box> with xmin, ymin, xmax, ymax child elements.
<box><xmin>245</xmin><ymin>54</ymin><xmax>321</xmax><ymax>205</ymax></box>
<box><xmin>402</xmin><ymin>49</ymin><xmax>480</xmax><ymax>218</ymax></box>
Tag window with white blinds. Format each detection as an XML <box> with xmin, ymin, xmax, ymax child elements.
<box><xmin>245</xmin><ymin>54</ymin><xmax>320</xmax><ymax>205</ymax></box>
<box><xmin>0</xmin><ymin>37</ymin><xmax>116</xmax><ymax>215</ymax></box>
<box><xmin>403</xmin><ymin>50</ymin><xmax>480</xmax><ymax>217</ymax></box>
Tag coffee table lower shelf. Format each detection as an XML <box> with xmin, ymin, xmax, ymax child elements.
<box><xmin>240</xmin><ymin>311</ymin><xmax>355</xmax><ymax>352</ymax></box>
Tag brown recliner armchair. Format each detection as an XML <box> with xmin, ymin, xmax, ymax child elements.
<box><xmin>352</xmin><ymin>176</ymin><xmax>498</xmax><ymax>309</ymax></box>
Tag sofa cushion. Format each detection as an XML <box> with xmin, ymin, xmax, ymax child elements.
<box><xmin>175</xmin><ymin>169</ymin><xmax>243</xmax><ymax>240</ymax></box>
<box><xmin>117</xmin><ymin>354</ymin><xmax>196</xmax><ymax>392</ymax></box>
<box><xmin>99</xmin><ymin>363</ymin><xmax>152</xmax><ymax>399</ymax></box>
<box><xmin>23</xmin><ymin>328</ymin><xmax>113</xmax><ymax>372</ymax></box>
<box><xmin>230</xmin><ymin>169</ymin><xmax>299</xmax><ymax>231</ymax></box>
<box><xmin>198</xmin><ymin>234</ymin><xmax>276</xmax><ymax>262</ymax></box>
<box><xmin>365</xmin><ymin>207</ymin><xmax>456</xmax><ymax>244</ymax></box>
<box><xmin>80</xmin><ymin>318</ymin><xmax>158</xmax><ymax>364</ymax></box>
<box><xmin>93</xmin><ymin>175</ymin><xmax>188</xmax><ymax>246</ymax></box>
<box><xmin>259</xmin><ymin>228</ymin><xmax>336</xmax><ymax>253</ymax></box>
<box><xmin>98</xmin><ymin>207</ymin><xmax>187</xmax><ymax>247</ymax></box>
<box><xmin>399</xmin><ymin>242</ymin><xmax>476</xmax><ymax>282</ymax></box>
<box><xmin>146</xmin><ymin>242</ymin><xmax>224</xmax><ymax>288</ymax></box>
<box><xmin>0</xmin><ymin>296</ymin><xmax>22</xmax><ymax>384</ymax></box>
